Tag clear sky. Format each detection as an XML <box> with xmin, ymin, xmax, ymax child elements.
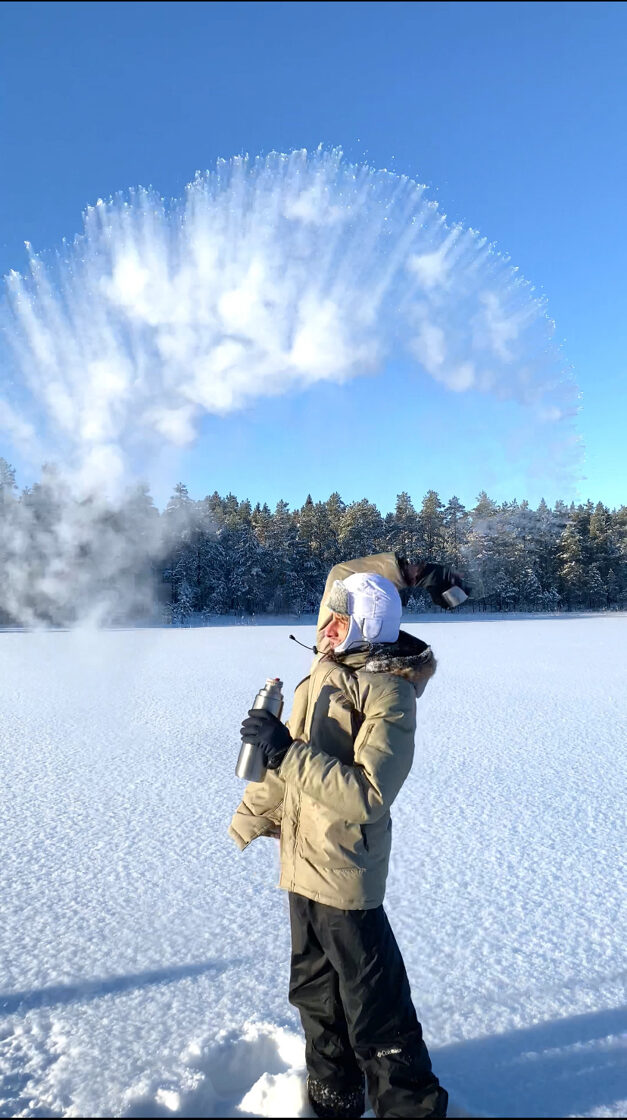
<box><xmin>1</xmin><ymin>0</ymin><xmax>625</xmax><ymax>513</ymax></box>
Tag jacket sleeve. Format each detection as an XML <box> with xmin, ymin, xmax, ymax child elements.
<box><xmin>228</xmin><ymin>678</ymin><xmax>309</xmax><ymax>851</ymax></box>
<box><xmin>228</xmin><ymin>769</ymin><xmax>285</xmax><ymax>851</ymax></box>
<box><xmin>317</xmin><ymin>552</ymin><xmax>407</xmax><ymax>649</ymax></box>
<box><xmin>279</xmin><ymin>678</ymin><xmax>416</xmax><ymax>824</ymax></box>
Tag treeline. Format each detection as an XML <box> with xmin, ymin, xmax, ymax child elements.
<box><xmin>1</xmin><ymin>456</ymin><xmax>625</xmax><ymax>625</ymax></box>
<box><xmin>161</xmin><ymin>483</ymin><xmax>627</xmax><ymax>622</ymax></box>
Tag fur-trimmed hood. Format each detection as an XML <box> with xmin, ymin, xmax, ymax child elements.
<box><xmin>333</xmin><ymin>629</ymin><xmax>437</xmax><ymax>689</ymax></box>
<box><xmin>365</xmin><ymin>629</ymin><xmax>437</xmax><ymax>686</ymax></box>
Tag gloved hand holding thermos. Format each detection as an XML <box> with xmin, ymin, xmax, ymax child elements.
<box><xmin>236</xmin><ymin>678</ymin><xmax>292</xmax><ymax>783</ymax></box>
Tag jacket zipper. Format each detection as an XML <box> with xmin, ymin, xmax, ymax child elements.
<box><xmin>293</xmin><ymin>792</ymin><xmax>302</xmax><ymax>882</ymax></box>
<box><xmin>291</xmin><ymin>663</ymin><xmax>336</xmax><ymax>889</ymax></box>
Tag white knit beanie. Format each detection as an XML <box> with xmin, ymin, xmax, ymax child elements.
<box><xmin>326</xmin><ymin>571</ymin><xmax>402</xmax><ymax>653</ymax></box>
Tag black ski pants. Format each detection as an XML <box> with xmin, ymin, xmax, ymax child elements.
<box><xmin>288</xmin><ymin>892</ymin><xmax>447</xmax><ymax>1118</ymax></box>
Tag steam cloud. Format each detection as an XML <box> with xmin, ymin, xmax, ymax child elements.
<box><xmin>0</xmin><ymin>147</ymin><xmax>580</xmax><ymax>625</ymax></box>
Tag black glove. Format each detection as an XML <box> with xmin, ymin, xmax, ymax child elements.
<box><xmin>416</xmin><ymin>562</ymin><xmax>472</xmax><ymax>610</ymax></box>
<box><xmin>240</xmin><ymin>708</ymin><xmax>293</xmax><ymax>770</ymax></box>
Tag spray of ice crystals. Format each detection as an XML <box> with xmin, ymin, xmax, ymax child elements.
<box><xmin>0</xmin><ymin>147</ymin><xmax>579</xmax><ymax>624</ymax></box>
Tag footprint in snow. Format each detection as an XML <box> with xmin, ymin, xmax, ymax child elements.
<box><xmin>123</xmin><ymin>1021</ymin><xmax>483</xmax><ymax>1118</ymax></box>
<box><xmin>124</xmin><ymin>1021</ymin><xmax>315</xmax><ymax>1118</ymax></box>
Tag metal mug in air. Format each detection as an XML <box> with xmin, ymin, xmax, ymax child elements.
<box><xmin>442</xmin><ymin>585</ymin><xmax>468</xmax><ymax>608</ymax></box>
<box><xmin>235</xmin><ymin>677</ymin><xmax>284</xmax><ymax>783</ymax></box>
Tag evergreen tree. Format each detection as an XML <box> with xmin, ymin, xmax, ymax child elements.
<box><xmin>339</xmin><ymin>499</ymin><xmax>385</xmax><ymax>559</ymax></box>
<box><xmin>589</xmin><ymin>502</ymin><xmax>616</xmax><ymax>584</ymax></box>
<box><xmin>0</xmin><ymin>457</ymin><xmax>17</xmax><ymax>494</ymax></box>
<box><xmin>387</xmin><ymin>493</ymin><xmax>421</xmax><ymax>559</ymax></box>
<box><xmin>109</xmin><ymin>483</ymin><xmax>162</xmax><ymax>620</ymax></box>
<box><xmin>227</xmin><ymin>522</ymin><xmax>265</xmax><ymax>615</ymax></box>
<box><xmin>265</xmin><ymin>500</ymin><xmax>306</xmax><ymax>612</ymax></box>
<box><xmin>465</xmin><ymin>505</ymin><xmax>514</xmax><ymax>611</ymax></box>
<box><xmin>518</xmin><ymin>566</ymin><xmax>543</xmax><ymax>611</ymax></box>
<box><xmin>473</xmin><ymin>491</ymin><xmax>500</xmax><ymax>520</ymax></box>
<box><xmin>165</xmin><ymin>482</ymin><xmax>193</xmax><ymax>528</ymax></box>
<box><xmin>606</xmin><ymin>566</ymin><xmax>620</xmax><ymax>608</ymax></box>
<box><xmin>443</xmin><ymin>496</ymin><xmax>468</xmax><ymax>568</ymax></box>
<box><xmin>297</xmin><ymin>495</ymin><xmax>317</xmax><ymax>551</ymax></box>
<box><xmin>530</xmin><ymin>499</ymin><xmax>561</xmax><ymax>603</ymax></box>
<box><xmin>313</xmin><ymin>499</ymin><xmax>340</xmax><ymax>568</ymax></box>
<box><xmin>557</xmin><ymin>517</ymin><xmax>587</xmax><ymax>608</ymax></box>
<box><xmin>172</xmin><ymin>572</ymin><xmax>195</xmax><ymax>624</ymax></box>
<box><xmin>164</xmin><ymin>483</ymin><xmax>199</xmax><ymax>622</ymax></box>
<box><xmin>222</xmin><ymin>492</ymin><xmax>240</xmax><ymax>528</ymax></box>
<box><xmin>17</xmin><ymin>465</ymin><xmax>76</xmax><ymax>624</ymax></box>
<box><xmin>204</xmin><ymin>490</ymin><xmax>227</xmax><ymax>530</ymax></box>
<box><xmin>238</xmin><ymin>498</ymin><xmax>253</xmax><ymax>526</ymax></box>
<box><xmin>585</xmin><ymin>563</ymin><xmax>607</xmax><ymax>609</ymax></box>
<box><xmin>613</xmin><ymin>505</ymin><xmax>627</xmax><ymax>605</ymax></box>
<box><xmin>323</xmin><ymin>492</ymin><xmax>346</xmax><ymax>564</ymax></box>
<box><xmin>196</xmin><ymin>499</ymin><xmax>229</xmax><ymax>616</ymax></box>
<box><xmin>0</xmin><ymin>458</ymin><xmax>18</xmax><ymax>623</ymax></box>
<box><xmin>419</xmin><ymin>490</ymin><xmax>445</xmax><ymax>559</ymax></box>
<box><xmin>251</xmin><ymin>502</ymin><xmax>273</xmax><ymax>546</ymax></box>
<box><xmin>295</xmin><ymin>496</ymin><xmax>327</xmax><ymax>605</ymax></box>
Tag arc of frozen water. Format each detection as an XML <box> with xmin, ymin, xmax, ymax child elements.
<box><xmin>0</xmin><ymin>147</ymin><xmax>582</xmax><ymax>628</ymax></box>
<box><xmin>1</xmin><ymin>147</ymin><xmax>578</xmax><ymax>497</ymax></box>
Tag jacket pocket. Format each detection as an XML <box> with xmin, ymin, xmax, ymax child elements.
<box><xmin>359</xmin><ymin>815</ymin><xmax>392</xmax><ymax>862</ymax></box>
<box><xmin>309</xmin><ymin>817</ymin><xmax>367</xmax><ymax>871</ymax></box>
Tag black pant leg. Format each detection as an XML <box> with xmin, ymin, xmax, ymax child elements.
<box><xmin>288</xmin><ymin>893</ymin><xmax>363</xmax><ymax>1091</ymax></box>
<box><xmin>314</xmin><ymin>902</ymin><xmax>447</xmax><ymax>1119</ymax></box>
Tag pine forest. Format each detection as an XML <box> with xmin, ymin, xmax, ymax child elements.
<box><xmin>0</xmin><ymin>457</ymin><xmax>625</xmax><ymax>625</ymax></box>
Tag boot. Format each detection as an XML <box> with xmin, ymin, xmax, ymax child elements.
<box><xmin>307</xmin><ymin>1075</ymin><xmax>365</xmax><ymax>1118</ymax></box>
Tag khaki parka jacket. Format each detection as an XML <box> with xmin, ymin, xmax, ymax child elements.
<box><xmin>228</xmin><ymin>554</ymin><xmax>436</xmax><ymax>909</ymax></box>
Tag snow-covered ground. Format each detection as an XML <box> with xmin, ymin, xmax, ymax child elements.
<box><xmin>1</xmin><ymin>617</ymin><xmax>625</xmax><ymax>1118</ymax></box>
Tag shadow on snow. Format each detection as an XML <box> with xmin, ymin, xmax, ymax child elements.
<box><xmin>438</xmin><ymin>1002</ymin><xmax>627</xmax><ymax>1118</ymax></box>
<box><xmin>0</xmin><ymin>958</ymin><xmax>242</xmax><ymax>1018</ymax></box>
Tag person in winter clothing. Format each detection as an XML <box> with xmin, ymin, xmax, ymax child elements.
<box><xmin>229</xmin><ymin>553</ymin><xmax>457</xmax><ymax>1118</ymax></box>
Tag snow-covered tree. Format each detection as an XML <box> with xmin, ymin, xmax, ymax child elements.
<box><xmin>443</xmin><ymin>496</ymin><xmax>468</xmax><ymax>568</ymax></box>
<box><xmin>557</xmin><ymin>515</ymin><xmax>587</xmax><ymax>608</ymax></box>
<box><xmin>339</xmin><ymin>499</ymin><xmax>385</xmax><ymax>560</ymax></box>
<box><xmin>2</xmin><ymin>455</ymin><xmax>624</xmax><ymax>622</ymax></box>
<box><xmin>419</xmin><ymin>490</ymin><xmax>445</xmax><ymax>560</ymax></box>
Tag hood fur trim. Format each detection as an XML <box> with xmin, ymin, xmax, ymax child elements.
<box><xmin>365</xmin><ymin>629</ymin><xmax>437</xmax><ymax>686</ymax></box>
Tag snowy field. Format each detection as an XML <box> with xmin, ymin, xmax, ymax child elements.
<box><xmin>1</xmin><ymin>617</ymin><xmax>625</xmax><ymax>1119</ymax></box>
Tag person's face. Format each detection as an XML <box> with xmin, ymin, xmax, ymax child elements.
<box><xmin>324</xmin><ymin>612</ymin><xmax>350</xmax><ymax>649</ymax></box>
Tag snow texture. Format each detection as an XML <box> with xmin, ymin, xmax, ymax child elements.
<box><xmin>1</xmin><ymin>617</ymin><xmax>625</xmax><ymax>1118</ymax></box>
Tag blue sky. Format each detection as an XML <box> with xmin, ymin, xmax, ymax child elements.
<box><xmin>1</xmin><ymin>0</ymin><xmax>625</xmax><ymax>512</ymax></box>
